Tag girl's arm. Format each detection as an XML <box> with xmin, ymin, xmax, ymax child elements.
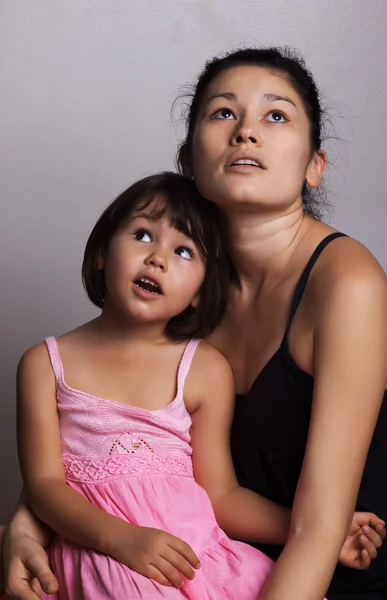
<box><xmin>17</xmin><ymin>344</ymin><xmax>134</xmax><ymax>555</ymax></box>
<box><xmin>254</xmin><ymin>247</ymin><xmax>387</xmax><ymax>600</ymax></box>
<box><xmin>188</xmin><ymin>344</ymin><xmax>291</xmax><ymax>545</ymax></box>
<box><xmin>17</xmin><ymin>343</ymin><xmax>200</xmax><ymax>589</ymax></box>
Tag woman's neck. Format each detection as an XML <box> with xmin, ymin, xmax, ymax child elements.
<box><xmin>224</xmin><ymin>205</ymin><xmax>313</xmax><ymax>292</ymax></box>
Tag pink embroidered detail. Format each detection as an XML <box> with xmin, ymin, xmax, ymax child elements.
<box><xmin>109</xmin><ymin>436</ymin><xmax>155</xmax><ymax>456</ymax></box>
<box><xmin>63</xmin><ymin>453</ymin><xmax>193</xmax><ymax>483</ymax></box>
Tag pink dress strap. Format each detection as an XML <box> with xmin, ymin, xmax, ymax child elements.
<box><xmin>44</xmin><ymin>336</ymin><xmax>64</xmax><ymax>386</ymax></box>
<box><xmin>176</xmin><ymin>339</ymin><xmax>202</xmax><ymax>398</ymax></box>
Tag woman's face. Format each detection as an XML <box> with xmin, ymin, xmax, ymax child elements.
<box><xmin>191</xmin><ymin>65</ymin><xmax>325</xmax><ymax>213</ymax></box>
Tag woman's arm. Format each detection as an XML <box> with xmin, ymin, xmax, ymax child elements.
<box><xmin>188</xmin><ymin>342</ymin><xmax>385</xmax><ymax>562</ymax></box>
<box><xmin>17</xmin><ymin>343</ymin><xmax>199</xmax><ymax>589</ymax></box>
<box><xmin>256</xmin><ymin>247</ymin><xmax>387</xmax><ymax>600</ymax></box>
<box><xmin>1</xmin><ymin>491</ymin><xmax>58</xmax><ymax>599</ymax></box>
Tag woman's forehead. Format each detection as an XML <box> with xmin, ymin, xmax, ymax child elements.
<box><xmin>203</xmin><ymin>65</ymin><xmax>301</xmax><ymax>105</ymax></box>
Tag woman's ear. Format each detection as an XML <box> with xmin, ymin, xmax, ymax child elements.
<box><xmin>306</xmin><ymin>149</ymin><xmax>326</xmax><ymax>188</ymax></box>
<box><xmin>179</xmin><ymin>143</ymin><xmax>193</xmax><ymax>178</ymax></box>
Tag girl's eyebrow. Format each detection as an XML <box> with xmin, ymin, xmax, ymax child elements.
<box><xmin>130</xmin><ymin>212</ymin><xmax>159</xmax><ymax>222</ymax></box>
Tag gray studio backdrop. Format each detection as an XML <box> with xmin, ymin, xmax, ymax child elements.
<box><xmin>1</xmin><ymin>0</ymin><xmax>386</xmax><ymax>521</ymax></box>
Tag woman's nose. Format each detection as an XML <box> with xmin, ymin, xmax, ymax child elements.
<box><xmin>231</xmin><ymin>115</ymin><xmax>260</xmax><ymax>146</ymax></box>
<box><xmin>232</xmin><ymin>127</ymin><xmax>258</xmax><ymax>145</ymax></box>
<box><xmin>235</xmin><ymin>132</ymin><xmax>257</xmax><ymax>144</ymax></box>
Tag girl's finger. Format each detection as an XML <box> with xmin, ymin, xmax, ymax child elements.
<box><xmin>360</xmin><ymin>534</ymin><xmax>377</xmax><ymax>559</ymax></box>
<box><xmin>358</xmin><ymin>548</ymin><xmax>371</xmax><ymax>570</ymax></box>
<box><xmin>375</xmin><ymin>523</ymin><xmax>386</xmax><ymax>539</ymax></box>
<box><xmin>149</xmin><ymin>557</ymin><xmax>183</xmax><ymax>589</ymax></box>
<box><xmin>162</xmin><ymin>546</ymin><xmax>196</xmax><ymax>582</ymax></box>
<box><xmin>361</xmin><ymin>525</ymin><xmax>383</xmax><ymax>549</ymax></box>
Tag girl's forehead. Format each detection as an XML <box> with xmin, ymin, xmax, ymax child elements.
<box><xmin>129</xmin><ymin>203</ymin><xmax>194</xmax><ymax>237</ymax></box>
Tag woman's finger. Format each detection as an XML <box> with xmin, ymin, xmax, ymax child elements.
<box><xmin>6</xmin><ymin>572</ymin><xmax>43</xmax><ymax>600</ymax></box>
<box><xmin>23</xmin><ymin>552</ymin><xmax>59</xmax><ymax>595</ymax></box>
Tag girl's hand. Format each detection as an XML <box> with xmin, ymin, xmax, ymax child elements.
<box><xmin>111</xmin><ymin>525</ymin><xmax>200</xmax><ymax>588</ymax></box>
<box><xmin>2</xmin><ymin>526</ymin><xmax>58</xmax><ymax>599</ymax></box>
<box><xmin>339</xmin><ymin>512</ymin><xmax>386</xmax><ymax>569</ymax></box>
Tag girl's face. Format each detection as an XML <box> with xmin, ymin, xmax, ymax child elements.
<box><xmin>191</xmin><ymin>65</ymin><xmax>325</xmax><ymax>213</ymax></box>
<box><xmin>99</xmin><ymin>201</ymin><xmax>206</xmax><ymax>326</ymax></box>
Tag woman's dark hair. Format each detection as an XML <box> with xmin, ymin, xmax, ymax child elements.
<box><xmin>82</xmin><ymin>171</ymin><xmax>229</xmax><ymax>341</ymax></box>
<box><xmin>176</xmin><ymin>47</ymin><xmax>328</xmax><ymax>220</ymax></box>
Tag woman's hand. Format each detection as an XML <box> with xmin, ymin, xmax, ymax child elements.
<box><xmin>339</xmin><ymin>512</ymin><xmax>386</xmax><ymax>570</ymax></box>
<box><xmin>1</xmin><ymin>523</ymin><xmax>58</xmax><ymax>599</ymax></box>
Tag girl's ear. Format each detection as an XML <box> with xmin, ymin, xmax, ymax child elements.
<box><xmin>190</xmin><ymin>293</ymin><xmax>200</xmax><ymax>309</ymax></box>
<box><xmin>97</xmin><ymin>254</ymin><xmax>105</xmax><ymax>270</ymax></box>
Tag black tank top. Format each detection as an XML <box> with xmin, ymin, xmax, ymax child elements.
<box><xmin>230</xmin><ymin>233</ymin><xmax>387</xmax><ymax>598</ymax></box>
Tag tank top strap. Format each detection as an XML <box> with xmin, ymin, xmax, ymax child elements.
<box><xmin>176</xmin><ymin>339</ymin><xmax>202</xmax><ymax>397</ymax></box>
<box><xmin>282</xmin><ymin>232</ymin><xmax>348</xmax><ymax>345</ymax></box>
<box><xmin>44</xmin><ymin>336</ymin><xmax>65</xmax><ymax>387</ymax></box>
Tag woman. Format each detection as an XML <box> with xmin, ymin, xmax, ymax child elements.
<box><xmin>2</xmin><ymin>47</ymin><xmax>387</xmax><ymax>599</ymax></box>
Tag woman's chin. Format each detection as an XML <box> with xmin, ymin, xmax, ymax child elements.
<box><xmin>210</xmin><ymin>189</ymin><xmax>274</xmax><ymax>212</ymax></box>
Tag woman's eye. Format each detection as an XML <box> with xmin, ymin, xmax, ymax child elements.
<box><xmin>266</xmin><ymin>111</ymin><xmax>288</xmax><ymax>123</ymax></box>
<box><xmin>175</xmin><ymin>246</ymin><xmax>194</xmax><ymax>260</ymax></box>
<box><xmin>211</xmin><ymin>108</ymin><xmax>235</xmax><ymax>120</ymax></box>
<box><xmin>133</xmin><ymin>229</ymin><xmax>152</xmax><ymax>242</ymax></box>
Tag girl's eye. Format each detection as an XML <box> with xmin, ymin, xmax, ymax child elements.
<box><xmin>133</xmin><ymin>229</ymin><xmax>152</xmax><ymax>243</ymax></box>
<box><xmin>175</xmin><ymin>246</ymin><xmax>194</xmax><ymax>260</ymax></box>
<box><xmin>211</xmin><ymin>108</ymin><xmax>235</xmax><ymax>120</ymax></box>
<box><xmin>266</xmin><ymin>110</ymin><xmax>288</xmax><ymax>123</ymax></box>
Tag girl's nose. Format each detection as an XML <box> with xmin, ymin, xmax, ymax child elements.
<box><xmin>145</xmin><ymin>252</ymin><xmax>168</xmax><ymax>272</ymax></box>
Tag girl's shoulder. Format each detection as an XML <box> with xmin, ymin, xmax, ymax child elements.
<box><xmin>190</xmin><ymin>340</ymin><xmax>233</xmax><ymax>378</ymax></box>
<box><xmin>184</xmin><ymin>341</ymin><xmax>234</xmax><ymax>410</ymax></box>
<box><xmin>19</xmin><ymin>321</ymin><xmax>95</xmax><ymax>373</ymax></box>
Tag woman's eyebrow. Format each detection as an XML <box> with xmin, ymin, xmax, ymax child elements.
<box><xmin>205</xmin><ymin>91</ymin><xmax>297</xmax><ymax>107</ymax></box>
<box><xmin>263</xmin><ymin>92</ymin><xmax>297</xmax><ymax>107</ymax></box>
<box><xmin>205</xmin><ymin>91</ymin><xmax>237</xmax><ymax>103</ymax></box>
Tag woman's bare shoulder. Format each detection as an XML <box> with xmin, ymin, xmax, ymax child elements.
<box><xmin>310</xmin><ymin>234</ymin><xmax>386</xmax><ymax>300</ymax></box>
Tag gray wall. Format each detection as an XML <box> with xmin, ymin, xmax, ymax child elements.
<box><xmin>0</xmin><ymin>0</ymin><xmax>386</xmax><ymax>521</ymax></box>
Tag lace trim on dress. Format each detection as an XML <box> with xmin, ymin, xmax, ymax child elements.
<box><xmin>63</xmin><ymin>452</ymin><xmax>194</xmax><ymax>483</ymax></box>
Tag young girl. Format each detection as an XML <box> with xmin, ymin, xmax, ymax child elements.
<box><xmin>16</xmin><ymin>171</ymin><xmax>282</xmax><ymax>599</ymax></box>
<box><xmin>15</xmin><ymin>171</ymin><xmax>379</xmax><ymax>600</ymax></box>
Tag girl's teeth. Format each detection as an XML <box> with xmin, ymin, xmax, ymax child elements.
<box><xmin>135</xmin><ymin>278</ymin><xmax>161</xmax><ymax>294</ymax></box>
